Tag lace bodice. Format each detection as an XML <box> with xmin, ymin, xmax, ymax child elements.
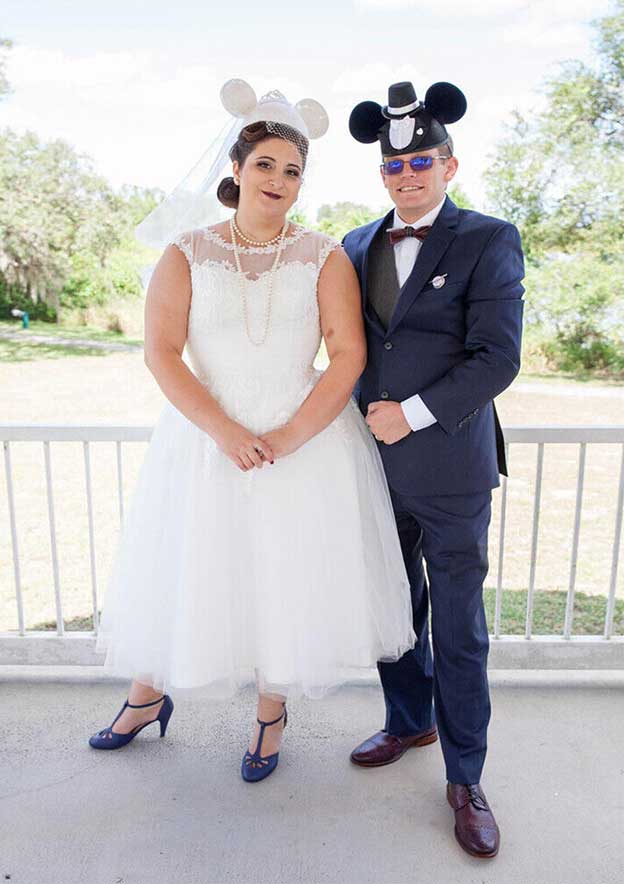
<box><xmin>172</xmin><ymin>224</ymin><xmax>341</xmax><ymax>435</ymax></box>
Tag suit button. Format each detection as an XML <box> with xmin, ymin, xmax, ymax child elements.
<box><xmin>380</xmin><ymin>391</ymin><xmax>389</xmax><ymax>400</ymax></box>
<box><xmin>384</xmin><ymin>342</ymin><xmax>393</xmax><ymax>350</ymax></box>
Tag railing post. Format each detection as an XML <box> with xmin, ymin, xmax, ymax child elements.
<box><xmin>494</xmin><ymin>443</ymin><xmax>509</xmax><ymax>640</ymax></box>
<box><xmin>564</xmin><ymin>443</ymin><xmax>586</xmax><ymax>639</ymax></box>
<box><xmin>83</xmin><ymin>441</ymin><xmax>99</xmax><ymax>633</ymax></box>
<box><xmin>526</xmin><ymin>442</ymin><xmax>544</xmax><ymax>640</ymax></box>
<box><xmin>43</xmin><ymin>440</ymin><xmax>64</xmax><ymax>636</ymax></box>
<box><xmin>605</xmin><ymin>444</ymin><xmax>624</xmax><ymax>640</ymax></box>
<box><xmin>3</xmin><ymin>441</ymin><xmax>25</xmax><ymax>635</ymax></box>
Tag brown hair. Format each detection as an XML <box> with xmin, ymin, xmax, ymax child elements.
<box><xmin>216</xmin><ymin>121</ymin><xmax>308</xmax><ymax>209</ymax></box>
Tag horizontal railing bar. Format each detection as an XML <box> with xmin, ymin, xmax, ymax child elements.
<box><xmin>1</xmin><ymin>425</ymin><xmax>624</xmax><ymax>443</ymax></box>
<box><xmin>0</xmin><ymin>425</ymin><xmax>153</xmax><ymax>442</ymax></box>
<box><xmin>503</xmin><ymin>427</ymin><xmax>624</xmax><ymax>444</ymax></box>
<box><xmin>1</xmin><ymin>632</ymin><xmax>623</xmax><ymax>669</ymax></box>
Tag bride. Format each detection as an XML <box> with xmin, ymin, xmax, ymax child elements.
<box><xmin>90</xmin><ymin>80</ymin><xmax>415</xmax><ymax>782</ymax></box>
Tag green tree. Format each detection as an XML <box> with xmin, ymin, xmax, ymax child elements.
<box><xmin>316</xmin><ymin>201</ymin><xmax>385</xmax><ymax>240</ymax></box>
<box><xmin>447</xmin><ymin>182</ymin><xmax>474</xmax><ymax>210</ymax></box>
<box><xmin>0</xmin><ymin>129</ymin><xmax>162</xmax><ymax>319</ymax></box>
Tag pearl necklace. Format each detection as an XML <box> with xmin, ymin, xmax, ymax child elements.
<box><xmin>229</xmin><ymin>217</ymin><xmax>289</xmax><ymax>346</ymax></box>
<box><xmin>232</xmin><ymin>215</ymin><xmax>285</xmax><ymax>246</ymax></box>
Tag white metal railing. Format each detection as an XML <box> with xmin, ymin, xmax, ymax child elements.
<box><xmin>1</xmin><ymin>424</ymin><xmax>623</xmax><ymax>667</ymax></box>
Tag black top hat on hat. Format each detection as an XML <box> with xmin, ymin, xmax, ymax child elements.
<box><xmin>349</xmin><ymin>81</ymin><xmax>467</xmax><ymax>156</ymax></box>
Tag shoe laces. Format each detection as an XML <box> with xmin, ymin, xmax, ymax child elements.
<box><xmin>466</xmin><ymin>784</ymin><xmax>489</xmax><ymax>812</ymax></box>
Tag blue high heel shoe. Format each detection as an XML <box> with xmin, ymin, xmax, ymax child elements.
<box><xmin>241</xmin><ymin>704</ymin><xmax>287</xmax><ymax>782</ymax></box>
<box><xmin>89</xmin><ymin>694</ymin><xmax>173</xmax><ymax>750</ymax></box>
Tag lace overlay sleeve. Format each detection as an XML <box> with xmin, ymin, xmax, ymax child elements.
<box><xmin>318</xmin><ymin>235</ymin><xmax>343</xmax><ymax>274</ymax></box>
<box><xmin>171</xmin><ymin>231</ymin><xmax>194</xmax><ymax>266</ymax></box>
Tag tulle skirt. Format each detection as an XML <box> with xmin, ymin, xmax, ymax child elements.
<box><xmin>95</xmin><ymin>392</ymin><xmax>415</xmax><ymax>699</ymax></box>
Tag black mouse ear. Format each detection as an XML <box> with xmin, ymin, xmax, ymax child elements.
<box><xmin>424</xmin><ymin>83</ymin><xmax>467</xmax><ymax>124</ymax></box>
<box><xmin>349</xmin><ymin>101</ymin><xmax>385</xmax><ymax>143</ymax></box>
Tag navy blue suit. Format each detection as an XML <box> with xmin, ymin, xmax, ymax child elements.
<box><xmin>343</xmin><ymin>196</ymin><xmax>524</xmax><ymax>783</ymax></box>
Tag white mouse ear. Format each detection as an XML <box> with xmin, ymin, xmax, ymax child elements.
<box><xmin>220</xmin><ymin>79</ymin><xmax>257</xmax><ymax>117</ymax></box>
<box><xmin>295</xmin><ymin>98</ymin><xmax>329</xmax><ymax>139</ymax></box>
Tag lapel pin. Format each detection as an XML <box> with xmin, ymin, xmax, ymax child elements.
<box><xmin>430</xmin><ymin>274</ymin><xmax>447</xmax><ymax>289</ymax></box>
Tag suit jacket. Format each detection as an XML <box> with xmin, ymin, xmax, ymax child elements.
<box><xmin>342</xmin><ymin>195</ymin><xmax>525</xmax><ymax>497</ymax></box>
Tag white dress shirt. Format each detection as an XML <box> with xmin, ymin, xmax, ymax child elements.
<box><xmin>389</xmin><ymin>197</ymin><xmax>446</xmax><ymax>432</ymax></box>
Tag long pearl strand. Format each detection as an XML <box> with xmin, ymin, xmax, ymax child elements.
<box><xmin>229</xmin><ymin>216</ymin><xmax>289</xmax><ymax>347</ymax></box>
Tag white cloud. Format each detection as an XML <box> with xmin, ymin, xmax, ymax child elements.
<box><xmin>354</xmin><ymin>0</ymin><xmax>524</xmax><ymax>11</ymax></box>
<box><xmin>333</xmin><ymin>62</ymin><xmax>419</xmax><ymax>96</ymax></box>
<box><xmin>354</xmin><ymin>0</ymin><xmax>611</xmax><ymax>18</ymax></box>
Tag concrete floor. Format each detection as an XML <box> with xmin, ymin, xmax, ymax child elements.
<box><xmin>1</xmin><ymin>669</ymin><xmax>623</xmax><ymax>884</ymax></box>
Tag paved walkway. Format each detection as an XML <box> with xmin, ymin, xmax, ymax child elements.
<box><xmin>1</xmin><ymin>669</ymin><xmax>622</xmax><ymax>884</ymax></box>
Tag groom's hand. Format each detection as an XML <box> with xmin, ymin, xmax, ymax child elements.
<box><xmin>366</xmin><ymin>401</ymin><xmax>412</xmax><ymax>445</ymax></box>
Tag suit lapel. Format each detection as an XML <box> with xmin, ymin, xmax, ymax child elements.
<box><xmin>387</xmin><ymin>196</ymin><xmax>459</xmax><ymax>335</ymax></box>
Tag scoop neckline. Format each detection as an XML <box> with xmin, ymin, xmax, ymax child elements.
<box><xmin>202</xmin><ymin>222</ymin><xmax>307</xmax><ymax>253</ymax></box>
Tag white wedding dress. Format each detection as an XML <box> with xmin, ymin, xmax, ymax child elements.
<box><xmin>95</xmin><ymin>224</ymin><xmax>415</xmax><ymax>699</ymax></box>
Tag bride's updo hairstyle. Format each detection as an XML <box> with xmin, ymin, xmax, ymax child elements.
<box><xmin>217</xmin><ymin>120</ymin><xmax>309</xmax><ymax>209</ymax></box>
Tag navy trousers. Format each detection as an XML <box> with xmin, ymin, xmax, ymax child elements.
<box><xmin>378</xmin><ymin>488</ymin><xmax>492</xmax><ymax>785</ymax></box>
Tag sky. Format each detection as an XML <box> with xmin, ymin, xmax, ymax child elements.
<box><xmin>0</xmin><ymin>0</ymin><xmax>613</xmax><ymax>219</ymax></box>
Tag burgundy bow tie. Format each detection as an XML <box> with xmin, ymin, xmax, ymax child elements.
<box><xmin>388</xmin><ymin>225</ymin><xmax>432</xmax><ymax>246</ymax></box>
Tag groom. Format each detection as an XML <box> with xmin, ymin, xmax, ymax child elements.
<box><xmin>342</xmin><ymin>81</ymin><xmax>524</xmax><ymax>858</ymax></box>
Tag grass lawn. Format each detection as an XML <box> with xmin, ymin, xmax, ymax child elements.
<box><xmin>0</xmin><ymin>320</ymin><xmax>143</xmax><ymax>362</ymax></box>
<box><xmin>483</xmin><ymin>588</ymin><xmax>623</xmax><ymax>635</ymax></box>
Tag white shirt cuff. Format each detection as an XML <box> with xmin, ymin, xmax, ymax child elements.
<box><xmin>400</xmin><ymin>394</ymin><xmax>437</xmax><ymax>432</ymax></box>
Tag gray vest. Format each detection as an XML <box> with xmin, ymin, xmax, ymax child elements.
<box><xmin>366</xmin><ymin>226</ymin><xmax>401</xmax><ymax>330</ymax></box>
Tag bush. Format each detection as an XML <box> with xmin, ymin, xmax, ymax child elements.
<box><xmin>524</xmin><ymin>253</ymin><xmax>624</xmax><ymax>374</ymax></box>
<box><xmin>0</xmin><ymin>276</ymin><xmax>57</xmax><ymax>321</ymax></box>
<box><xmin>60</xmin><ymin>237</ymin><xmax>148</xmax><ymax>324</ymax></box>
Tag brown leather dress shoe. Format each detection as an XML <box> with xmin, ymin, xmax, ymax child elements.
<box><xmin>447</xmin><ymin>783</ymin><xmax>500</xmax><ymax>858</ymax></box>
<box><xmin>350</xmin><ymin>726</ymin><xmax>438</xmax><ymax>767</ymax></box>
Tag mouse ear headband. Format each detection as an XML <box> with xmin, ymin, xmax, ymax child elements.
<box><xmin>135</xmin><ymin>78</ymin><xmax>329</xmax><ymax>250</ymax></box>
<box><xmin>349</xmin><ymin>81</ymin><xmax>466</xmax><ymax>156</ymax></box>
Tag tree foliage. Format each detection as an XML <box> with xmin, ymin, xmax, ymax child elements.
<box><xmin>0</xmin><ymin>128</ymin><xmax>161</xmax><ymax>319</ymax></box>
<box><xmin>315</xmin><ymin>201</ymin><xmax>384</xmax><ymax>240</ymax></box>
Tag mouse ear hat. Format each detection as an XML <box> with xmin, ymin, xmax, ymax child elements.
<box><xmin>349</xmin><ymin>81</ymin><xmax>466</xmax><ymax>156</ymax></box>
<box><xmin>135</xmin><ymin>78</ymin><xmax>329</xmax><ymax>250</ymax></box>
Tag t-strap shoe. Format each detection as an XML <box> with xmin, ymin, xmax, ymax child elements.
<box><xmin>241</xmin><ymin>705</ymin><xmax>287</xmax><ymax>782</ymax></box>
<box><xmin>89</xmin><ymin>694</ymin><xmax>174</xmax><ymax>750</ymax></box>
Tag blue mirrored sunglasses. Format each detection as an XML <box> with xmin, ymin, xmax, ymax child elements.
<box><xmin>381</xmin><ymin>156</ymin><xmax>449</xmax><ymax>175</ymax></box>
